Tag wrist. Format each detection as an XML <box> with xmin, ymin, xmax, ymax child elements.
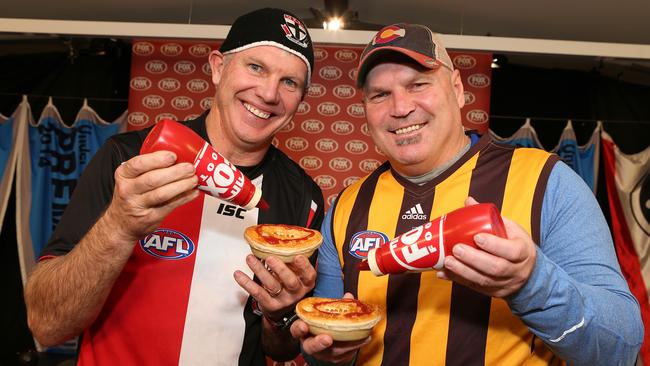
<box><xmin>262</xmin><ymin>309</ymin><xmax>298</xmax><ymax>331</ymax></box>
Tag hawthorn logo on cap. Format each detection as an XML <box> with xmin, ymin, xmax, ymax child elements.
<box><xmin>282</xmin><ymin>14</ymin><xmax>309</xmax><ymax>48</ymax></box>
<box><xmin>372</xmin><ymin>25</ymin><xmax>406</xmax><ymax>45</ymax></box>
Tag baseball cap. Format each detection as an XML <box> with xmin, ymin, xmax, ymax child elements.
<box><xmin>356</xmin><ymin>23</ymin><xmax>453</xmax><ymax>88</ymax></box>
<box><xmin>220</xmin><ymin>8</ymin><xmax>315</xmax><ymax>85</ymax></box>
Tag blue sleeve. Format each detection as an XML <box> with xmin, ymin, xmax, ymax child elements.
<box><xmin>314</xmin><ymin>205</ymin><xmax>345</xmax><ymax>298</ymax></box>
<box><xmin>507</xmin><ymin>161</ymin><xmax>643</xmax><ymax>365</ymax></box>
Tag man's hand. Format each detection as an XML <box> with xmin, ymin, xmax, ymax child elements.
<box><xmin>290</xmin><ymin>293</ymin><xmax>371</xmax><ymax>365</ymax></box>
<box><xmin>104</xmin><ymin>150</ymin><xmax>199</xmax><ymax>244</ymax></box>
<box><xmin>234</xmin><ymin>254</ymin><xmax>316</xmax><ymax>320</ymax></box>
<box><xmin>436</xmin><ymin>197</ymin><xmax>537</xmax><ymax>298</ymax></box>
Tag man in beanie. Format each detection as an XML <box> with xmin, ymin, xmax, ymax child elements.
<box><xmin>25</xmin><ymin>8</ymin><xmax>323</xmax><ymax>365</ymax></box>
<box><xmin>291</xmin><ymin>24</ymin><xmax>642</xmax><ymax>365</ymax></box>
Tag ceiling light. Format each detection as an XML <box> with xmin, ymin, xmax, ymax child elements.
<box><xmin>323</xmin><ymin>17</ymin><xmax>344</xmax><ymax>30</ymax></box>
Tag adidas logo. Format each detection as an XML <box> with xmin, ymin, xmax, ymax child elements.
<box><xmin>401</xmin><ymin>203</ymin><xmax>428</xmax><ymax>220</ymax></box>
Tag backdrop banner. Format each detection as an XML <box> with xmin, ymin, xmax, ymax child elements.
<box><xmin>602</xmin><ymin>131</ymin><xmax>650</xmax><ymax>364</ymax></box>
<box><xmin>127</xmin><ymin>39</ymin><xmax>492</xmax><ymax>209</ymax></box>
<box><xmin>490</xmin><ymin>119</ymin><xmax>601</xmax><ymax>193</ymax></box>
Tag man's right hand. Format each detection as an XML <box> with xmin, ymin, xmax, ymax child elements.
<box><xmin>105</xmin><ymin>150</ymin><xmax>199</xmax><ymax>243</ymax></box>
<box><xmin>290</xmin><ymin>293</ymin><xmax>371</xmax><ymax>365</ymax></box>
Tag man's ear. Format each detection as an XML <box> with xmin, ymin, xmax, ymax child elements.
<box><xmin>451</xmin><ymin>69</ymin><xmax>465</xmax><ymax>109</ymax></box>
<box><xmin>208</xmin><ymin>50</ymin><xmax>226</xmax><ymax>85</ymax></box>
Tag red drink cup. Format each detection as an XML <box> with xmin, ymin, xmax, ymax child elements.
<box><xmin>140</xmin><ymin>119</ymin><xmax>268</xmax><ymax>210</ymax></box>
<box><xmin>364</xmin><ymin>203</ymin><xmax>507</xmax><ymax>276</ymax></box>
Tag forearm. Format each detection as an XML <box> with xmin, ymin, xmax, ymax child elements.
<box><xmin>25</xmin><ymin>211</ymin><xmax>135</xmax><ymax>346</ymax></box>
<box><xmin>261</xmin><ymin>316</ymin><xmax>300</xmax><ymax>361</ymax></box>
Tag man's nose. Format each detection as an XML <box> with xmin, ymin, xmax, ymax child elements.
<box><xmin>390</xmin><ymin>89</ymin><xmax>415</xmax><ymax>118</ymax></box>
<box><xmin>257</xmin><ymin>77</ymin><xmax>281</xmax><ymax>104</ymax></box>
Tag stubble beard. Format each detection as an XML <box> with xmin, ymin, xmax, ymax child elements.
<box><xmin>395</xmin><ymin>134</ymin><xmax>422</xmax><ymax>146</ymax></box>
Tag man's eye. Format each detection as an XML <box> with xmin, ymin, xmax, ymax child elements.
<box><xmin>283</xmin><ymin>79</ymin><xmax>298</xmax><ymax>89</ymax></box>
<box><xmin>249</xmin><ymin>64</ymin><xmax>262</xmax><ymax>72</ymax></box>
<box><xmin>369</xmin><ymin>92</ymin><xmax>388</xmax><ymax>101</ymax></box>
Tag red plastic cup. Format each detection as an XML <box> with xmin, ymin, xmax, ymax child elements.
<box><xmin>363</xmin><ymin>203</ymin><xmax>507</xmax><ymax>276</ymax></box>
<box><xmin>140</xmin><ymin>119</ymin><xmax>267</xmax><ymax>210</ymax></box>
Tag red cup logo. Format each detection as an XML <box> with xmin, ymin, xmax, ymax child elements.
<box><xmin>158</xmin><ymin>77</ymin><xmax>181</xmax><ymax>92</ymax></box>
<box><xmin>315</xmin><ymin>175</ymin><xmax>337</xmax><ymax>190</ymax></box>
<box><xmin>453</xmin><ymin>55</ymin><xmax>477</xmax><ymax>69</ymax></box>
<box><xmin>467</xmin><ymin>73</ymin><xmax>491</xmax><ymax>88</ymax></box>
<box><xmin>128</xmin><ymin>112</ymin><xmax>149</xmax><ymax>126</ymax></box>
<box><xmin>161</xmin><ymin>43</ymin><xmax>183</xmax><ymax>56</ymax></box>
<box><xmin>300</xmin><ymin>156</ymin><xmax>323</xmax><ymax>170</ymax></box>
<box><xmin>334</xmin><ymin>49</ymin><xmax>358</xmax><ymax>63</ymax></box>
<box><xmin>142</xmin><ymin>95</ymin><xmax>165</xmax><ymax>109</ymax></box>
<box><xmin>315</xmin><ymin>138</ymin><xmax>339</xmax><ymax>153</ymax></box>
<box><xmin>347</xmin><ymin>103</ymin><xmax>365</xmax><ymax>118</ymax></box>
<box><xmin>285</xmin><ymin>137</ymin><xmax>308</xmax><ymax>151</ymax></box>
<box><xmin>186</xmin><ymin>79</ymin><xmax>210</xmax><ymax>93</ymax></box>
<box><xmin>132</xmin><ymin>42</ymin><xmax>155</xmax><ymax>56</ymax></box>
<box><xmin>318</xmin><ymin>102</ymin><xmax>340</xmax><ymax>116</ymax></box>
<box><xmin>466</xmin><ymin>109</ymin><xmax>489</xmax><ymax>124</ymax></box>
<box><xmin>329</xmin><ymin>157</ymin><xmax>352</xmax><ymax>172</ymax></box>
<box><xmin>171</xmin><ymin>96</ymin><xmax>194</xmax><ymax>110</ymax></box>
<box><xmin>145</xmin><ymin>60</ymin><xmax>167</xmax><ymax>74</ymax></box>
<box><xmin>359</xmin><ymin>159</ymin><xmax>381</xmax><ymax>173</ymax></box>
<box><xmin>189</xmin><ymin>44</ymin><xmax>212</xmax><ymax>57</ymax></box>
<box><xmin>301</xmin><ymin>119</ymin><xmax>325</xmax><ymax>134</ymax></box>
<box><xmin>195</xmin><ymin>146</ymin><xmax>252</xmax><ymax>205</ymax></box>
<box><xmin>333</xmin><ymin>84</ymin><xmax>356</xmax><ymax>99</ymax></box>
<box><xmin>130</xmin><ymin>76</ymin><xmax>152</xmax><ymax>91</ymax></box>
<box><xmin>174</xmin><ymin>60</ymin><xmax>196</xmax><ymax>75</ymax></box>
<box><xmin>307</xmin><ymin>83</ymin><xmax>327</xmax><ymax>98</ymax></box>
<box><xmin>331</xmin><ymin>120</ymin><xmax>354</xmax><ymax>135</ymax></box>
<box><xmin>314</xmin><ymin>48</ymin><xmax>328</xmax><ymax>62</ymax></box>
<box><xmin>345</xmin><ymin>140</ymin><xmax>368</xmax><ymax>154</ymax></box>
<box><xmin>319</xmin><ymin>66</ymin><xmax>342</xmax><ymax>80</ymax></box>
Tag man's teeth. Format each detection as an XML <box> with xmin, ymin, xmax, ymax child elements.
<box><xmin>244</xmin><ymin>103</ymin><xmax>271</xmax><ymax>119</ymax></box>
<box><xmin>395</xmin><ymin>123</ymin><xmax>424</xmax><ymax>135</ymax></box>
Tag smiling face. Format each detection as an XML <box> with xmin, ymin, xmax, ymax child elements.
<box><xmin>362</xmin><ymin>58</ymin><xmax>468</xmax><ymax>177</ymax></box>
<box><xmin>207</xmin><ymin>45</ymin><xmax>307</xmax><ymax>165</ymax></box>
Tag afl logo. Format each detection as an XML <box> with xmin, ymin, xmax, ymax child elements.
<box><xmin>345</xmin><ymin>140</ymin><xmax>368</xmax><ymax>154</ymax></box>
<box><xmin>128</xmin><ymin>112</ymin><xmax>149</xmax><ymax>126</ymax></box>
<box><xmin>155</xmin><ymin>113</ymin><xmax>178</xmax><ymax>122</ymax></box>
<box><xmin>464</xmin><ymin>91</ymin><xmax>476</xmax><ymax>105</ymax></box>
<box><xmin>132</xmin><ymin>42</ymin><xmax>154</xmax><ymax>56</ymax></box>
<box><xmin>158</xmin><ymin>77</ymin><xmax>181</xmax><ymax>92</ymax></box>
<box><xmin>202</xmin><ymin>62</ymin><xmax>212</xmax><ymax>75</ymax></box>
<box><xmin>200</xmin><ymin>97</ymin><xmax>213</xmax><ymax>110</ymax></box>
<box><xmin>130</xmin><ymin>76</ymin><xmax>152</xmax><ymax>91</ymax></box>
<box><xmin>349</xmin><ymin>230</ymin><xmax>388</xmax><ymax>259</ymax></box>
<box><xmin>140</xmin><ymin>229</ymin><xmax>195</xmax><ymax>260</ymax></box>
<box><xmin>171</xmin><ymin>96</ymin><xmax>194</xmax><ymax>110</ymax></box>
<box><xmin>285</xmin><ymin>137</ymin><xmax>308</xmax><ymax>151</ymax></box>
<box><xmin>307</xmin><ymin>83</ymin><xmax>326</xmax><ymax>98</ymax></box>
<box><xmin>359</xmin><ymin>159</ymin><xmax>381</xmax><ymax>173</ymax></box>
<box><xmin>174</xmin><ymin>60</ymin><xmax>196</xmax><ymax>75</ymax></box>
<box><xmin>466</xmin><ymin>109</ymin><xmax>489</xmax><ymax>124</ymax></box>
<box><xmin>333</xmin><ymin>85</ymin><xmax>356</xmax><ymax>99</ymax></box>
<box><xmin>315</xmin><ymin>175</ymin><xmax>337</xmax><ymax>190</ymax></box>
<box><xmin>280</xmin><ymin>120</ymin><xmax>295</xmax><ymax>132</ymax></box>
<box><xmin>297</xmin><ymin>101</ymin><xmax>310</xmax><ymax>115</ymax></box>
<box><xmin>329</xmin><ymin>157</ymin><xmax>352</xmax><ymax>172</ymax></box>
<box><xmin>335</xmin><ymin>49</ymin><xmax>358</xmax><ymax>63</ymax></box>
<box><xmin>467</xmin><ymin>73</ymin><xmax>491</xmax><ymax>88</ymax></box>
<box><xmin>301</xmin><ymin>119</ymin><xmax>324</xmax><ymax>134</ymax></box>
<box><xmin>347</xmin><ymin>103</ymin><xmax>365</xmax><ymax>118</ymax></box>
<box><xmin>187</xmin><ymin>78</ymin><xmax>210</xmax><ymax>93</ymax></box>
<box><xmin>319</xmin><ymin>66</ymin><xmax>342</xmax><ymax>80</ymax></box>
<box><xmin>189</xmin><ymin>44</ymin><xmax>212</xmax><ymax>57</ymax></box>
<box><xmin>315</xmin><ymin>138</ymin><xmax>339</xmax><ymax>153</ymax></box>
<box><xmin>453</xmin><ymin>55</ymin><xmax>477</xmax><ymax>69</ymax></box>
<box><xmin>145</xmin><ymin>60</ymin><xmax>167</xmax><ymax>74</ymax></box>
<box><xmin>331</xmin><ymin>120</ymin><xmax>354</xmax><ymax>135</ymax></box>
<box><xmin>142</xmin><ymin>95</ymin><xmax>165</xmax><ymax>109</ymax></box>
<box><xmin>300</xmin><ymin>156</ymin><xmax>323</xmax><ymax>170</ymax></box>
<box><xmin>314</xmin><ymin>48</ymin><xmax>328</xmax><ymax>62</ymax></box>
<box><xmin>160</xmin><ymin>43</ymin><xmax>183</xmax><ymax>56</ymax></box>
<box><xmin>343</xmin><ymin>176</ymin><xmax>360</xmax><ymax>187</ymax></box>
<box><xmin>318</xmin><ymin>102</ymin><xmax>340</xmax><ymax>116</ymax></box>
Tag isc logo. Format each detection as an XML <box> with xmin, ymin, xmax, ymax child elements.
<box><xmin>349</xmin><ymin>230</ymin><xmax>388</xmax><ymax>259</ymax></box>
<box><xmin>216</xmin><ymin>202</ymin><xmax>246</xmax><ymax>219</ymax></box>
<box><xmin>140</xmin><ymin>229</ymin><xmax>195</xmax><ymax>259</ymax></box>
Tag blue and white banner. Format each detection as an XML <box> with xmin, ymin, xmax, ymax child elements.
<box><xmin>490</xmin><ymin>119</ymin><xmax>601</xmax><ymax>193</ymax></box>
<box><xmin>16</xmin><ymin>98</ymin><xmax>126</xmax><ymax>283</ymax></box>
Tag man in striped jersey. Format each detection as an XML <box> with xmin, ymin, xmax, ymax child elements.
<box><xmin>292</xmin><ymin>23</ymin><xmax>643</xmax><ymax>365</ymax></box>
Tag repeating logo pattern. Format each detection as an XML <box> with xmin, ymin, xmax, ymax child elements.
<box><xmin>128</xmin><ymin>41</ymin><xmax>492</xmax><ymax>211</ymax></box>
